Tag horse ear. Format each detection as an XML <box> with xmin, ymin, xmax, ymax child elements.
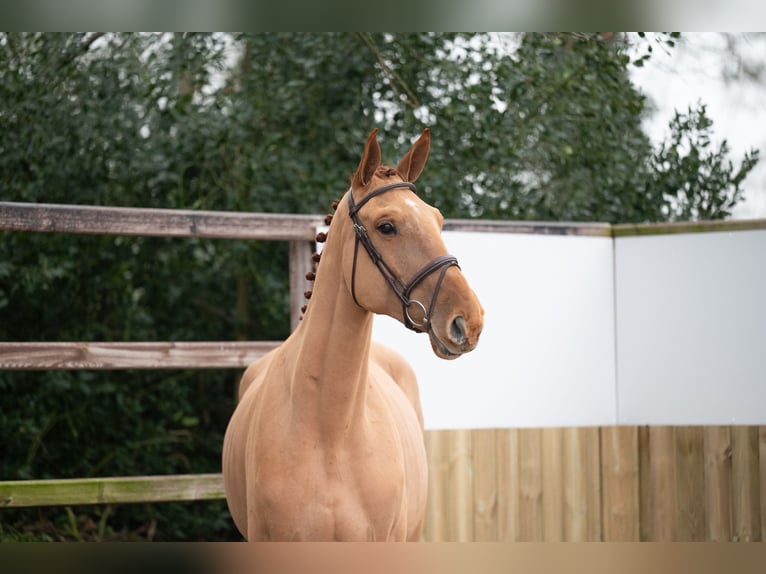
<box><xmin>396</xmin><ymin>128</ymin><xmax>430</xmax><ymax>183</ymax></box>
<box><xmin>352</xmin><ymin>128</ymin><xmax>381</xmax><ymax>189</ymax></box>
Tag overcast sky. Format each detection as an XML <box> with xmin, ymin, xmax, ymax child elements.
<box><xmin>630</xmin><ymin>32</ymin><xmax>766</xmax><ymax>220</ymax></box>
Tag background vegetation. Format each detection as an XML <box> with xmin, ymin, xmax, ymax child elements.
<box><xmin>0</xmin><ymin>32</ymin><xmax>758</xmax><ymax>540</ymax></box>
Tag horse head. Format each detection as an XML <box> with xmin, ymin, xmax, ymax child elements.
<box><xmin>340</xmin><ymin>128</ymin><xmax>484</xmax><ymax>360</ymax></box>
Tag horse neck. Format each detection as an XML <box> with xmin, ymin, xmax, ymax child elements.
<box><xmin>287</xmin><ymin>213</ymin><xmax>373</xmax><ymax>438</ymax></box>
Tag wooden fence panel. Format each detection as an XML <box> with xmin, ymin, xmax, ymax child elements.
<box><xmin>422</xmin><ymin>426</ymin><xmax>764</xmax><ymax>542</ymax></box>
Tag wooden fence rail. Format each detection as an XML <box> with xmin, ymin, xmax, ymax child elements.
<box><xmin>0</xmin><ymin>474</ymin><xmax>224</xmax><ymax>508</ymax></box>
<box><xmin>0</xmin><ymin>201</ymin><xmax>322</xmax><ymax>241</ymax></box>
<box><xmin>0</xmin><ymin>341</ymin><xmax>278</xmax><ymax>370</ymax></box>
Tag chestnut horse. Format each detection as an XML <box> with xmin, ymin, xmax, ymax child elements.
<box><xmin>222</xmin><ymin>128</ymin><xmax>483</xmax><ymax>541</ymax></box>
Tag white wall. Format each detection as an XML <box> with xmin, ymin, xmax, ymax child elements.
<box><xmin>373</xmin><ymin>231</ymin><xmax>617</xmax><ymax>430</ymax></box>
<box><xmin>615</xmin><ymin>230</ymin><xmax>766</xmax><ymax>425</ymax></box>
<box><xmin>371</xmin><ymin>226</ymin><xmax>766</xmax><ymax>430</ymax></box>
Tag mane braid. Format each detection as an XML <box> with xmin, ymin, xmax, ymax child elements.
<box><xmin>377</xmin><ymin>165</ymin><xmax>400</xmax><ymax>178</ymax></box>
<box><xmin>299</xmin><ymin>197</ymin><xmax>341</xmax><ymax>321</ymax></box>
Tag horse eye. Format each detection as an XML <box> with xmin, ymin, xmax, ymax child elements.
<box><xmin>377</xmin><ymin>222</ymin><xmax>398</xmax><ymax>236</ymax></box>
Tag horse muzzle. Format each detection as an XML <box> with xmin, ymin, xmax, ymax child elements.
<box><xmin>428</xmin><ymin>311</ymin><xmax>483</xmax><ymax>360</ymax></box>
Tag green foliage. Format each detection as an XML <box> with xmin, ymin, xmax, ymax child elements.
<box><xmin>0</xmin><ymin>32</ymin><xmax>759</xmax><ymax>540</ymax></box>
<box><xmin>648</xmin><ymin>105</ymin><xmax>760</xmax><ymax>220</ymax></box>
<box><xmin>0</xmin><ymin>33</ymin><xmax>283</xmax><ymax>540</ymax></box>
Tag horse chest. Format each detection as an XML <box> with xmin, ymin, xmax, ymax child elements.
<box><xmin>252</xmin><ymin>424</ymin><xmax>408</xmax><ymax>541</ymax></box>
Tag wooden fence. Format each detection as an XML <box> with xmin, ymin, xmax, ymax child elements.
<box><xmin>423</xmin><ymin>427</ymin><xmax>765</xmax><ymax>542</ymax></box>
<box><xmin>1</xmin><ymin>201</ymin><xmax>764</xmax><ymax>541</ymax></box>
<box><xmin>0</xmin><ymin>201</ymin><xmax>320</xmax><ymax>513</ymax></box>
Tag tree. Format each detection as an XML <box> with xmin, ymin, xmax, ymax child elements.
<box><xmin>346</xmin><ymin>32</ymin><xmax>758</xmax><ymax>222</ymax></box>
<box><xmin>0</xmin><ymin>33</ymin><xmax>273</xmax><ymax>541</ymax></box>
<box><xmin>0</xmin><ymin>32</ymin><xmax>758</xmax><ymax>540</ymax></box>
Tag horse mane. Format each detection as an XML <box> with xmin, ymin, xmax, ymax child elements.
<box><xmin>300</xmin><ymin>165</ymin><xmax>401</xmax><ymax>319</ymax></box>
<box><xmin>300</xmin><ymin>200</ymin><xmax>338</xmax><ymax>319</ymax></box>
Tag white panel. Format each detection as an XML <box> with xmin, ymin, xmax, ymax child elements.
<box><xmin>373</xmin><ymin>231</ymin><xmax>617</xmax><ymax>429</ymax></box>
<box><xmin>615</xmin><ymin>230</ymin><xmax>766</xmax><ymax>425</ymax></box>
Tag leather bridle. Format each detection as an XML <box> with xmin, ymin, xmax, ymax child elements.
<box><xmin>347</xmin><ymin>181</ymin><xmax>460</xmax><ymax>333</ymax></box>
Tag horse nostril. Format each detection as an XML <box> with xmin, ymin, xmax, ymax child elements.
<box><xmin>450</xmin><ymin>316</ymin><xmax>467</xmax><ymax>345</ymax></box>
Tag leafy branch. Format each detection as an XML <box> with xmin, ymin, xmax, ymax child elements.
<box><xmin>356</xmin><ymin>32</ymin><xmax>421</xmax><ymax>109</ymax></box>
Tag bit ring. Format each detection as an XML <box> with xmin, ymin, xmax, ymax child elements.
<box><xmin>405</xmin><ymin>300</ymin><xmax>429</xmax><ymax>328</ymax></box>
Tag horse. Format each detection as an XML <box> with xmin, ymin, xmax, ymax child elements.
<box><xmin>222</xmin><ymin>128</ymin><xmax>484</xmax><ymax>541</ymax></box>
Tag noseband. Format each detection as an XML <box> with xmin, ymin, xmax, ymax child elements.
<box><xmin>347</xmin><ymin>181</ymin><xmax>460</xmax><ymax>333</ymax></box>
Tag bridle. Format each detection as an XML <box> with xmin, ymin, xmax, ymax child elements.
<box><xmin>347</xmin><ymin>181</ymin><xmax>460</xmax><ymax>333</ymax></box>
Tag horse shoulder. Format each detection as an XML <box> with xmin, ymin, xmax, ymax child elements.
<box><xmin>238</xmin><ymin>346</ymin><xmax>279</xmax><ymax>400</ymax></box>
<box><xmin>371</xmin><ymin>342</ymin><xmax>424</xmax><ymax>428</ymax></box>
<box><xmin>223</xmin><ymin>347</ymin><xmax>281</xmax><ymax>538</ymax></box>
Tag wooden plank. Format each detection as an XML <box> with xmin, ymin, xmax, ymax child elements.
<box><xmin>496</xmin><ymin>428</ymin><xmax>519</xmax><ymax>541</ymax></box>
<box><xmin>638</xmin><ymin>426</ymin><xmax>651</xmax><ymax>541</ymax></box>
<box><xmin>600</xmin><ymin>426</ymin><xmax>639</xmax><ymax>541</ymax></box>
<box><xmin>423</xmin><ymin>430</ymin><xmax>449</xmax><ymax>542</ymax></box>
<box><xmin>562</xmin><ymin>427</ymin><xmax>585</xmax><ymax>541</ymax></box>
<box><xmin>731</xmin><ymin>426</ymin><xmax>761</xmax><ymax>541</ymax></box>
<box><xmin>761</xmin><ymin>427</ymin><xmax>766</xmax><ymax>542</ymax></box>
<box><xmin>447</xmin><ymin>429</ymin><xmax>474</xmax><ymax>542</ymax></box>
<box><xmin>542</xmin><ymin>427</ymin><xmax>564</xmax><ymax>541</ymax></box>
<box><xmin>518</xmin><ymin>428</ymin><xmax>543</xmax><ymax>541</ymax></box>
<box><xmin>471</xmin><ymin>428</ymin><xmax>497</xmax><ymax>541</ymax></box>
<box><xmin>646</xmin><ymin>426</ymin><xmax>677</xmax><ymax>540</ymax></box>
<box><xmin>675</xmin><ymin>426</ymin><xmax>706</xmax><ymax>541</ymax></box>
<box><xmin>584</xmin><ymin>427</ymin><xmax>603</xmax><ymax>541</ymax></box>
<box><xmin>0</xmin><ymin>341</ymin><xmax>279</xmax><ymax>370</ymax></box>
<box><xmin>0</xmin><ymin>201</ymin><xmax>322</xmax><ymax>241</ymax></box>
<box><xmin>562</xmin><ymin>427</ymin><xmax>601</xmax><ymax>541</ymax></box>
<box><xmin>704</xmin><ymin>426</ymin><xmax>733</xmax><ymax>541</ymax></box>
<box><xmin>0</xmin><ymin>474</ymin><xmax>224</xmax><ymax>507</ymax></box>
